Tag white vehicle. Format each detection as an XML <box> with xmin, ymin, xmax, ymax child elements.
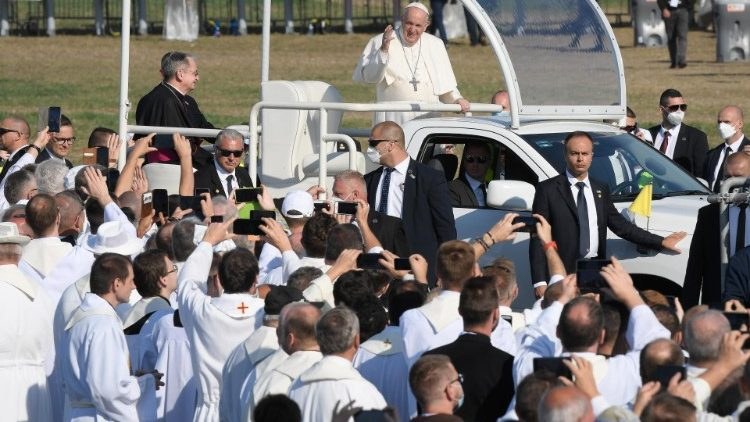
<box><xmin>119</xmin><ymin>0</ymin><xmax>710</xmax><ymax>308</ymax></box>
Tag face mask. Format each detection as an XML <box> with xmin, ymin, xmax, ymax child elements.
<box><xmin>719</xmin><ymin>122</ymin><xmax>737</xmax><ymax>140</ymax></box>
<box><xmin>666</xmin><ymin>110</ymin><xmax>685</xmax><ymax>126</ymax></box>
<box><xmin>455</xmin><ymin>392</ymin><xmax>465</xmax><ymax>410</ymax></box>
<box><xmin>366</xmin><ymin>146</ymin><xmax>382</xmax><ymax>164</ymax></box>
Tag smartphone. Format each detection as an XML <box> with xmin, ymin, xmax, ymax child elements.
<box><xmin>233</xmin><ymin>218</ymin><xmax>264</xmax><ymax>235</ymax></box>
<box><xmin>141</xmin><ymin>192</ymin><xmax>153</xmax><ymax>219</ymax></box>
<box><xmin>513</xmin><ymin>216</ymin><xmax>537</xmax><ymax>233</ymax></box>
<box><xmin>665</xmin><ymin>295</ymin><xmax>677</xmax><ymax>310</ymax></box>
<box><xmin>96</xmin><ymin>147</ymin><xmax>109</xmax><ymax>167</ymax></box>
<box><xmin>394</xmin><ymin>257</ymin><xmax>411</xmax><ymax>271</ymax></box>
<box><xmin>533</xmin><ymin>357</ymin><xmax>572</xmax><ymax>379</ymax></box>
<box><xmin>335</xmin><ymin>201</ymin><xmax>358</xmax><ymax>215</ymax></box>
<box><xmin>313</xmin><ymin>201</ymin><xmax>330</xmax><ymax>212</ymax></box>
<box><xmin>250</xmin><ymin>210</ymin><xmax>276</xmax><ymax>220</ymax></box>
<box><xmin>724</xmin><ymin>311</ymin><xmax>748</xmax><ymax>331</ymax></box>
<box><xmin>47</xmin><ymin>106</ymin><xmax>61</xmax><ymax>133</ymax></box>
<box><xmin>235</xmin><ymin>187</ymin><xmax>263</xmax><ymax>203</ymax></box>
<box><xmin>152</xmin><ymin>189</ymin><xmax>169</xmax><ymax>217</ymax></box>
<box><xmin>82</xmin><ymin>147</ymin><xmax>97</xmax><ymax>165</ymax></box>
<box><xmin>106</xmin><ymin>168</ymin><xmax>119</xmax><ymax>193</ymax></box>
<box><xmin>153</xmin><ymin>134</ymin><xmax>174</xmax><ymax>149</ymax></box>
<box><xmin>357</xmin><ymin>253</ymin><xmax>384</xmax><ymax>270</ymax></box>
<box><xmin>576</xmin><ymin>259</ymin><xmax>611</xmax><ymax>294</ymax></box>
<box><xmin>210</xmin><ymin>215</ymin><xmax>224</xmax><ymax>223</ymax></box>
<box><xmin>653</xmin><ymin>365</ymin><xmax>686</xmax><ymax>389</ymax></box>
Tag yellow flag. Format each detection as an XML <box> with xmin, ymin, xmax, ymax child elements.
<box><xmin>629</xmin><ymin>183</ymin><xmax>653</xmax><ymax>217</ymax></box>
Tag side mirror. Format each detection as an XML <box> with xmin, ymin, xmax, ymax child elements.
<box><xmin>486</xmin><ymin>180</ymin><xmax>535</xmax><ymax>211</ymax></box>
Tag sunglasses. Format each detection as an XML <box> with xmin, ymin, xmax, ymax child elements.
<box><xmin>368</xmin><ymin>138</ymin><xmax>394</xmax><ymax>148</ymax></box>
<box><xmin>664</xmin><ymin>104</ymin><xmax>688</xmax><ymax>112</ymax></box>
<box><xmin>620</xmin><ymin>125</ymin><xmax>637</xmax><ymax>132</ymax></box>
<box><xmin>464</xmin><ymin>155</ymin><xmax>488</xmax><ymax>164</ymax></box>
<box><xmin>217</xmin><ymin>148</ymin><xmax>243</xmax><ymax>158</ymax></box>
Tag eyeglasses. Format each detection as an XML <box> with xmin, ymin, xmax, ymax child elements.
<box><xmin>664</xmin><ymin>104</ymin><xmax>688</xmax><ymax>112</ymax></box>
<box><xmin>464</xmin><ymin>155</ymin><xmax>488</xmax><ymax>164</ymax></box>
<box><xmin>165</xmin><ymin>264</ymin><xmax>178</xmax><ymax>275</ymax></box>
<box><xmin>620</xmin><ymin>125</ymin><xmax>637</xmax><ymax>132</ymax></box>
<box><xmin>368</xmin><ymin>138</ymin><xmax>395</xmax><ymax>148</ymax></box>
<box><xmin>217</xmin><ymin>148</ymin><xmax>243</xmax><ymax>158</ymax></box>
<box><xmin>0</xmin><ymin>128</ymin><xmax>20</xmax><ymax>136</ymax></box>
<box><xmin>450</xmin><ymin>374</ymin><xmax>464</xmax><ymax>385</ymax></box>
<box><xmin>54</xmin><ymin>137</ymin><xmax>76</xmax><ymax>145</ymax></box>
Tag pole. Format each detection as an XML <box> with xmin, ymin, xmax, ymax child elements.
<box><xmin>261</xmin><ymin>0</ymin><xmax>271</xmax><ymax>82</ymax></box>
<box><xmin>117</xmin><ymin>0</ymin><xmax>132</xmax><ymax>170</ymax></box>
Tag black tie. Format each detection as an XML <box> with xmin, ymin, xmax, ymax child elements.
<box><xmin>378</xmin><ymin>168</ymin><xmax>395</xmax><ymax>213</ymax></box>
<box><xmin>737</xmin><ymin>203</ymin><xmax>747</xmax><ymax>254</ymax></box>
<box><xmin>714</xmin><ymin>146</ymin><xmax>733</xmax><ymax>193</ymax></box>
<box><xmin>226</xmin><ymin>175</ymin><xmax>234</xmax><ymax>197</ymax></box>
<box><xmin>576</xmin><ymin>182</ymin><xmax>590</xmax><ymax>258</ymax></box>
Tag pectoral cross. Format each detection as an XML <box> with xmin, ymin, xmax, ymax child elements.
<box><xmin>409</xmin><ymin>76</ymin><xmax>419</xmax><ymax>92</ymax></box>
<box><xmin>237</xmin><ymin>302</ymin><xmax>248</xmax><ymax>314</ymax></box>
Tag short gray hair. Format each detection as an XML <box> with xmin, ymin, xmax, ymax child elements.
<box><xmin>35</xmin><ymin>160</ymin><xmax>68</xmax><ymax>195</ymax></box>
<box><xmin>316</xmin><ymin>306</ymin><xmax>359</xmax><ymax>355</ymax></box>
<box><xmin>4</xmin><ymin>170</ymin><xmax>36</xmax><ymax>204</ymax></box>
<box><xmin>161</xmin><ymin>51</ymin><xmax>194</xmax><ymax>81</ymax></box>
<box><xmin>172</xmin><ymin>217</ymin><xmax>201</xmax><ymax>262</ymax></box>
<box><xmin>538</xmin><ymin>386</ymin><xmax>592</xmax><ymax>422</ymax></box>
<box><xmin>684</xmin><ymin>309</ymin><xmax>730</xmax><ymax>363</ymax></box>
<box><xmin>215</xmin><ymin>129</ymin><xmax>244</xmax><ymax>150</ymax></box>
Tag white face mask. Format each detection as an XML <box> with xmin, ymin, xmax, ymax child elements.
<box><xmin>719</xmin><ymin>122</ymin><xmax>737</xmax><ymax>140</ymax></box>
<box><xmin>366</xmin><ymin>146</ymin><xmax>382</xmax><ymax>164</ymax></box>
<box><xmin>666</xmin><ymin>110</ymin><xmax>685</xmax><ymax>126</ymax></box>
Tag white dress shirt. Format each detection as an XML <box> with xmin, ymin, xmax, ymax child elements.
<box><xmin>373</xmin><ymin>156</ymin><xmax>410</xmax><ymax>219</ymax></box>
<box><xmin>711</xmin><ymin>137</ymin><xmax>744</xmax><ymax>190</ymax></box>
<box><xmin>464</xmin><ymin>174</ymin><xmax>486</xmax><ymax>206</ymax></box>
<box><xmin>654</xmin><ymin>124</ymin><xmax>682</xmax><ymax>159</ymax></box>
<box><xmin>400</xmin><ymin>290</ymin><xmax>463</xmax><ymax>366</ymax></box>
<box><xmin>214</xmin><ymin>158</ymin><xmax>239</xmax><ymax>196</ymax></box>
<box><xmin>566</xmin><ymin>171</ymin><xmax>598</xmax><ymax>259</ymax></box>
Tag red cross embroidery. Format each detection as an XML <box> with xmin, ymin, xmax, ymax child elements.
<box><xmin>237</xmin><ymin>302</ymin><xmax>248</xmax><ymax>314</ymax></box>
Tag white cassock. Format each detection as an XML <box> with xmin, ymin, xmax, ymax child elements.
<box><xmin>288</xmin><ymin>356</ymin><xmax>387</xmax><ymax>422</ymax></box>
<box><xmin>400</xmin><ymin>290</ymin><xmax>462</xmax><ymax>366</ymax></box>
<box><xmin>124</xmin><ymin>296</ymin><xmax>174</xmax><ymax>421</ymax></box>
<box><xmin>139</xmin><ymin>308</ymin><xmax>197</xmax><ymax>422</ymax></box>
<box><xmin>164</xmin><ymin>0</ymin><xmax>199</xmax><ymax>41</ymax></box>
<box><xmin>352</xmin><ymin>29</ymin><xmax>463</xmax><ymax>125</ymax></box>
<box><xmin>0</xmin><ymin>264</ymin><xmax>54</xmax><ymax>422</ymax></box>
<box><xmin>178</xmin><ymin>242</ymin><xmax>265</xmax><ymax>422</ymax></box>
<box><xmin>241</xmin><ymin>348</ymin><xmax>289</xmax><ymax>421</ymax></box>
<box><xmin>19</xmin><ymin>237</ymin><xmax>72</xmax><ymax>284</ymax></box>
<box><xmin>253</xmin><ymin>350</ymin><xmax>323</xmax><ymax>406</ymax></box>
<box><xmin>61</xmin><ymin>293</ymin><xmax>155</xmax><ymax>421</ymax></box>
<box><xmin>220</xmin><ymin>325</ymin><xmax>281</xmax><ymax>422</ymax></box>
<box><xmin>353</xmin><ymin>325</ymin><xmax>412</xmax><ymax>422</ymax></box>
<box><xmin>302</xmin><ymin>274</ymin><xmax>336</xmax><ymax>310</ymax></box>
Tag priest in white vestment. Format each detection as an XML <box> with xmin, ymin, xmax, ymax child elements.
<box><xmin>61</xmin><ymin>253</ymin><xmax>159</xmax><ymax>421</ymax></box>
<box><xmin>178</xmin><ymin>221</ymin><xmax>265</xmax><ymax>421</ymax></box>
<box><xmin>251</xmin><ymin>302</ymin><xmax>322</xmax><ymax>417</ymax></box>
<box><xmin>288</xmin><ymin>307</ymin><xmax>387</xmax><ymax>421</ymax></box>
<box><xmin>352</xmin><ymin>2</ymin><xmax>470</xmax><ymax>125</ymax></box>
<box><xmin>19</xmin><ymin>194</ymin><xmax>73</xmax><ymax>284</ymax></box>
<box><xmin>220</xmin><ymin>286</ymin><xmax>304</xmax><ymax>422</ymax></box>
<box><xmin>0</xmin><ymin>223</ymin><xmax>54</xmax><ymax>422</ymax></box>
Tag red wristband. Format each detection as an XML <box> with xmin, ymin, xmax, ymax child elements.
<box><xmin>543</xmin><ymin>241</ymin><xmax>558</xmax><ymax>251</ymax></box>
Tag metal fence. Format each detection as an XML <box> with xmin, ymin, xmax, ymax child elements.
<box><xmin>4</xmin><ymin>0</ymin><xmax>632</xmax><ymax>35</ymax></box>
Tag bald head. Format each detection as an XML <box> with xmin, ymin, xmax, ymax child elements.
<box><xmin>370</xmin><ymin>121</ymin><xmax>409</xmax><ymax>167</ymax></box>
<box><xmin>278</xmin><ymin>302</ymin><xmax>321</xmax><ymax>354</ymax></box>
<box><xmin>558</xmin><ymin>297</ymin><xmax>604</xmax><ymax>352</ymax></box>
<box><xmin>491</xmin><ymin>90</ymin><xmax>510</xmax><ymax>111</ymax></box>
<box><xmin>725</xmin><ymin>151</ymin><xmax>750</xmax><ymax>178</ymax></box>
<box><xmin>538</xmin><ymin>386</ymin><xmax>595</xmax><ymax>422</ymax></box>
<box><xmin>718</xmin><ymin>105</ymin><xmax>745</xmax><ymax>144</ymax></box>
<box><xmin>55</xmin><ymin>191</ymin><xmax>85</xmax><ymax>235</ymax></box>
<box><xmin>372</xmin><ymin>121</ymin><xmax>405</xmax><ymax>147</ymax></box>
<box><xmin>0</xmin><ymin>115</ymin><xmax>30</xmax><ymax>154</ymax></box>
<box><xmin>640</xmin><ymin>338</ymin><xmax>685</xmax><ymax>383</ymax></box>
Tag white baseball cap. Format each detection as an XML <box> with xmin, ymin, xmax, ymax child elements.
<box><xmin>281</xmin><ymin>191</ymin><xmax>314</xmax><ymax>219</ymax></box>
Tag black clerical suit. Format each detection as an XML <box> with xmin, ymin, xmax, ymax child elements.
<box><xmin>136</xmin><ymin>82</ymin><xmax>216</xmax><ymax>169</ymax></box>
<box><xmin>648</xmin><ymin>124</ymin><xmax>708</xmax><ymax>178</ymax></box>
<box><xmin>424</xmin><ymin>333</ymin><xmax>515</xmax><ymax>421</ymax></box>
<box><xmin>529</xmin><ymin>174</ymin><xmax>664</xmax><ymax>286</ymax></box>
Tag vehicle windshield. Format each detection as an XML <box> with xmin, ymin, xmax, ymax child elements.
<box><xmin>524</xmin><ymin>132</ymin><xmax>710</xmax><ymax>202</ymax></box>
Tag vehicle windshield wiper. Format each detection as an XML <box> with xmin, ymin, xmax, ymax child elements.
<box><xmin>653</xmin><ymin>190</ymin><xmax>709</xmax><ymax>198</ymax></box>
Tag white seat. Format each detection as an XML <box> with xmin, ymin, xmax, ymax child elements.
<box><xmin>142</xmin><ymin>163</ymin><xmax>183</xmax><ymax>195</ymax></box>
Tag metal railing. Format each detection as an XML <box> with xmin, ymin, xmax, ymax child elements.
<box><xmin>4</xmin><ymin>0</ymin><xmax>633</xmax><ymax>35</ymax></box>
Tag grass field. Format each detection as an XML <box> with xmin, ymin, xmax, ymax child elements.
<box><xmin>0</xmin><ymin>25</ymin><xmax>748</xmax><ymax>164</ymax></box>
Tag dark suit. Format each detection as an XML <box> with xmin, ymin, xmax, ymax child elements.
<box><xmin>424</xmin><ymin>333</ymin><xmax>515</xmax><ymax>421</ymax></box>
<box><xmin>0</xmin><ymin>146</ymin><xmax>30</xmax><ymax>183</ymax></box>
<box><xmin>411</xmin><ymin>415</ymin><xmax>463</xmax><ymax>422</ymax></box>
<box><xmin>648</xmin><ymin>124</ymin><xmax>708</xmax><ymax>178</ymax></box>
<box><xmin>136</xmin><ymin>82</ymin><xmax>216</xmax><ymax>169</ymax></box>
<box><xmin>703</xmin><ymin>136</ymin><xmax>750</xmax><ymax>192</ymax></box>
<box><xmin>193</xmin><ymin>163</ymin><xmax>254</xmax><ymax>198</ymax></box>
<box><xmin>449</xmin><ymin>175</ymin><xmax>483</xmax><ymax>208</ymax></box>
<box><xmin>682</xmin><ymin>203</ymin><xmax>722</xmax><ymax>308</ymax></box>
<box><xmin>365</xmin><ymin>159</ymin><xmax>457</xmax><ymax>284</ymax></box>
<box><xmin>529</xmin><ymin>174</ymin><xmax>664</xmax><ymax>285</ymax></box>
<box><xmin>368</xmin><ymin>210</ymin><xmax>410</xmax><ymax>258</ymax></box>
<box><xmin>35</xmin><ymin>148</ymin><xmax>73</xmax><ymax>169</ymax></box>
